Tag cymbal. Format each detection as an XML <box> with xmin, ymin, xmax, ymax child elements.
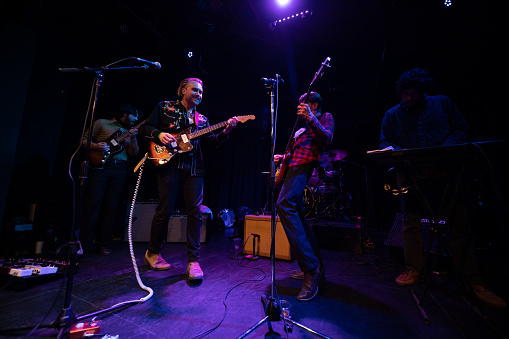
<box><xmin>321</xmin><ymin>149</ymin><xmax>347</xmax><ymax>162</ymax></box>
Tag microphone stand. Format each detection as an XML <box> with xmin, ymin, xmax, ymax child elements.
<box><xmin>53</xmin><ymin>62</ymin><xmax>149</xmax><ymax>337</ymax></box>
<box><xmin>237</xmin><ymin>75</ymin><xmax>330</xmax><ymax>339</ymax></box>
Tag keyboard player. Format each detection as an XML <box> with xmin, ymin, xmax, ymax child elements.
<box><xmin>377</xmin><ymin>68</ymin><xmax>506</xmax><ymax>308</ymax></box>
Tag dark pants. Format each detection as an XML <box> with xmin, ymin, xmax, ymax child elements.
<box><xmin>79</xmin><ymin>160</ymin><xmax>127</xmax><ymax>250</ymax></box>
<box><xmin>398</xmin><ymin>165</ymin><xmax>481</xmax><ymax>284</ymax></box>
<box><xmin>276</xmin><ymin>164</ymin><xmax>323</xmax><ymax>273</ymax></box>
<box><xmin>149</xmin><ymin>165</ymin><xmax>203</xmax><ymax>263</ymax></box>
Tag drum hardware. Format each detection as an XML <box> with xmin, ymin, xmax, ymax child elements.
<box><xmin>321</xmin><ymin>149</ymin><xmax>348</xmax><ymax>162</ymax></box>
<box><xmin>305</xmin><ymin>150</ymin><xmax>354</xmax><ymax>221</ymax></box>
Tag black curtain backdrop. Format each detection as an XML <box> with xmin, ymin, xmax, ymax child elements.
<box><xmin>1</xmin><ymin>0</ymin><xmax>508</xmax><ymax>253</ymax></box>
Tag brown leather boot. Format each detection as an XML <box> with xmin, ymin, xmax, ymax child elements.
<box><xmin>297</xmin><ymin>264</ymin><xmax>323</xmax><ymax>301</ymax></box>
<box><xmin>144</xmin><ymin>250</ymin><xmax>171</xmax><ymax>271</ymax></box>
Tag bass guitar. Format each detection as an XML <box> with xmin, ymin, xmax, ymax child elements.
<box><xmin>148</xmin><ymin>115</ymin><xmax>255</xmax><ymax>166</ymax></box>
<box><xmin>275</xmin><ymin>57</ymin><xmax>331</xmax><ymax>190</ymax></box>
<box><xmin>88</xmin><ymin>119</ymin><xmax>146</xmax><ymax>168</ymax></box>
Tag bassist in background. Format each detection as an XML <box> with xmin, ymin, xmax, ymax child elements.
<box><xmin>79</xmin><ymin>104</ymin><xmax>140</xmax><ymax>256</ymax></box>
<box><xmin>275</xmin><ymin>91</ymin><xmax>334</xmax><ymax>301</ymax></box>
<box><xmin>139</xmin><ymin>77</ymin><xmax>237</xmax><ymax>281</ymax></box>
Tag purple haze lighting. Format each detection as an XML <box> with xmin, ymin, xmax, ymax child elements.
<box><xmin>276</xmin><ymin>0</ymin><xmax>291</xmax><ymax>7</ymax></box>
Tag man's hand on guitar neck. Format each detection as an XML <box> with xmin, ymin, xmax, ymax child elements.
<box><xmin>223</xmin><ymin>118</ymin><xmax>238</xmax><ymax>135</ymax></box>
<box><xmin>158</xmin><ymin>132</ymin><xmax>177</xmax><ymax>145</ymax></box>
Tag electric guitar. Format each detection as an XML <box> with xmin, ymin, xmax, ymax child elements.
<box><xmin>88</xmin><ymin>119</ymin><xmax>145</xmax><ymax>168</ymax></box>
<box><xmin>275</xmin><ymin>57</ymin><xmax>331</xmax><ymax>190</ymax></box>
<box><xmin>148</xmin><ymin>115</ymin><xmax>255</xmax><ymax>166</ymax></box>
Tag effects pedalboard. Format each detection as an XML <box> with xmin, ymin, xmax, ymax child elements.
<box><xmin>0</xmin><ymin>258</ymin><xmax>78</xmax><ymax>289</ymax></box>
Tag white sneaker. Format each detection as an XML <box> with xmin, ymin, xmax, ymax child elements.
<box><xmin>187</xmin><ymin>262</ymin><xmax>203</xmax><ymax>281</ymax></box>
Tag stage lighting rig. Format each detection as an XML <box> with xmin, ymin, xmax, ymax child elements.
<box><xmin>270</xmin><ymin>10</ymin><xmax>312</xmax><ymax>30</ymax></box>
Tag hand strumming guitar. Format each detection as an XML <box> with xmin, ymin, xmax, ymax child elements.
<box><xmin>159</xmin><ymin>132</ymin><xmax>177</xmax><ymax>145</ymax></box>
<box><xmin>274</xmin><ymin>154</ymin><xmax>284</xmax><ymax>165</ymax></box>
<box><xmin>92</xmin><ymin>142</ymin><xmax>110</xmax><ymax>152</ymax></box>
<box><xmin>297</xmin><ymin>102</ymin><xmax>317</xmax><ymax>122</ymax></box>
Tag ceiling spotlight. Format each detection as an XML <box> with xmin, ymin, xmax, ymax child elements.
<box><xmin>187</xmin><ymin>51</ymin><xmax>193</xmax><ymax>58</ymax></box>
<box><xmin>276</xmin><ymin>0</ymin><xmax>290</xmax><ymax>7</ymax></box>
<box><xmin>444</xmin><ymin>0</ymin><xmax>452</xmax><ymax>6</ymax></box>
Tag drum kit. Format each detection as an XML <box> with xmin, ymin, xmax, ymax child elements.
<box><xmin>304</xmin><ymin>149</ymin><xmax>353</xmax><ymax>221</ymax></box>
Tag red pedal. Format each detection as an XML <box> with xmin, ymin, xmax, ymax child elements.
<box><xmin>69</xmin><ymin>320</ymin><xmax>102</xmax><ymax>339</ymax></box>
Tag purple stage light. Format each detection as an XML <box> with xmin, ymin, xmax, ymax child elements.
<box><xmin>276</xmin><ymin>0</ymin><xmax>291</xmax><ymax>7</ymax></box>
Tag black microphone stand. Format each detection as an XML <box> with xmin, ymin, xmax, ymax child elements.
<box><xmin>237</xmin><ymin>75</ymin><xmax>330</xmax><ymax>339</ymax></box>
<box><xmin>52</xmin><ymin>60</ymin><xmax>150</xmax><ymax>338</ymax></box>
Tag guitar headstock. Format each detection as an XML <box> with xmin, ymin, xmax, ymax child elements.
<box><xmin>235</xmin><ymin>115</ymin><xmax>256</xmax><ymax>123</ymax></box>
<box><xmin>315</xmin><ymin>56</ymin><xmax>331</xmax><ymax>81</ymax></box>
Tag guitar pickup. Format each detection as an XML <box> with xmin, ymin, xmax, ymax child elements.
<box><xmin>111</xmin><ymin>140</ymin><xmax>118</xmax><ymax>146</ymax></box>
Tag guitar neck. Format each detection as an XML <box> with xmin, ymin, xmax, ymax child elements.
<box><xmin>188</xmin><ymin>121</ymin><xmax>228</xmax><ymax>140</ymax></box>
<box><xmin>115</xmin><ymin>120</ymin><xmax>146</xmax><ymax>143</ymax></box>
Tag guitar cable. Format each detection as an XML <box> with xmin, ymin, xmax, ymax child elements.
<box><xmin>74</xmin><ymin>162</ymin><xmax>154</xmax><ymax>324</ymax></box>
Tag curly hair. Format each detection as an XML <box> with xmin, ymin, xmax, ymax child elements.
<box><xmin>115</xmin><ymin>104</ymin><xmax>140</xmax><ymax>119</ymax></box>
<box><xmin>177</xmin><ymin>78</ymin><xmax>203</xmax><ymax>98</ymax></box>
<box><xmin>299</xmin><ymin>91</ymin><xmax>323</xmax><ymax>113</ymax></box>
<box><xmin>395</xmin><ymin>68</ymin><xmax>434</xmax><ymax>95</ymax></box>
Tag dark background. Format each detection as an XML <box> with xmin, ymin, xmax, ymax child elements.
<box><xmin>1</xmin><ymin>0</ymin><xmax>507</xmax><ymax>254</ymax></box>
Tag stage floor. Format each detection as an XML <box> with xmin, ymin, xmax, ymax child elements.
<box><xmin>0</xmin><ymin>224</ymin><xmax>508</xmax><ymax>338</ymax></box>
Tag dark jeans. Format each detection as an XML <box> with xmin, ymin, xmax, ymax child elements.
<box><xmin>79</xmin><ymin>160</ymin><xmax>127</xmax><ymax>250</ymax></box>
<box><xmin>276</xmin><ymin>164</ymin><xmax>322</xmax><ymax>273</ymax></box>
<box><xmin>149</xmin><ymin>165</ymin><xmax>203</xmax><ymax>263</ymax></box>
<box><xmin>398</xmin><ymin>165</ymin><xmax>481</xmax><ymax>284</ymax></box>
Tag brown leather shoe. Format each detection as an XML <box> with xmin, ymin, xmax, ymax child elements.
<box><xmin>290</xmin><ymin>270</ymin><xmax>304</xmax><ymax>280</ymax></box>
<box><xmin>144</xmin><ymin>250</ymin><xmax>171</xmax><ymax>271</ymax></box>
<box><xmin>291</xmin><ymin>269</ymin><xmax>326</xmax><ymax>280</ymax></box>
<box><xmin>395</xmin><ymin>269</ymin><xmax>419</xmax><ymax>286</ymax></box>
<box><xmin>99</xmin><ymin>246</ymin><xmax>112</xmax><ymax>256</ymax></box>
<box><xmin>470</xmin><ymin>284</ymin><xmax>507</xmax><ymax>308</ymax></box>
<box><xmin>297</xmin><ymin>264</ymin><xmax>323</xmax><ymax>301</ymax></box>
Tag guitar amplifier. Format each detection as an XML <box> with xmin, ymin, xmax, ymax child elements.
<box><xmin>243</xmin><ymin>215</ymin><xmax>292</xmax><ymax>260</ymax></box>
<box><xmin>126</xmin><ymin>202</ymin><xmax>208</xmax><ymax>243</ymax></box>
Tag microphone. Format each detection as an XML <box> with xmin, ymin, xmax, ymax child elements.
<box><xmin>260</xmin><ymin>77</ymin><xmax>284</xmax><ymax>84</ymax></box>
<box><xmin>134</xmin><ymin>57</ymin><xmax>161</xmax><ymax>69</ymax></box>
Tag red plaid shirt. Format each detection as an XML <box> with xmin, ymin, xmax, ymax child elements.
<box><xmin>290</xmin><ymin>112</ymin><xmax>334</xmax><ymax>166</ymax></box>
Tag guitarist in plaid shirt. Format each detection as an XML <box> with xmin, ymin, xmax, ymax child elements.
<box><xmin>275</xmin><ymin>91</ymin><xmax>334</xmax><ymax>301</ymax></box>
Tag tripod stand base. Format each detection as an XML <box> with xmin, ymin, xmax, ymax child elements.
<box><xmin>237</xmin><ymin>296</ymin><xmax>331</xmax><ymax>339</ymax></box>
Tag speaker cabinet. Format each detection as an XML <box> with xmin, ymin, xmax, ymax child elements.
<box><xmin>243</xmin><ymin>215</ymin><xmax>292</xmax><ymax>260</ymax></box>
<box><xmin>127</xmin><ymin>202</ymin><xmax>208</xmax><ymax>243</ymax></box>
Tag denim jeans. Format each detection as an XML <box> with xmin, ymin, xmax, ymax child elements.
<box><xmin>276</xmin><ymin>164</ymin><xmax>322</xmax><ymax>273</ymax></box>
